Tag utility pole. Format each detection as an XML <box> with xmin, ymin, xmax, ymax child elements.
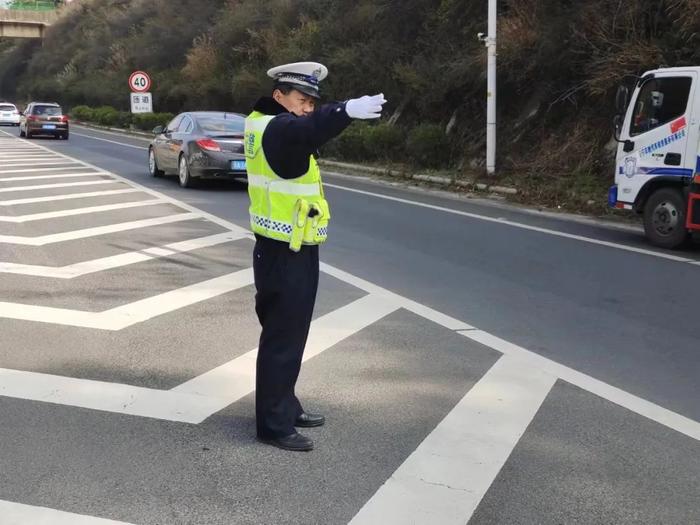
<box><xmin>484</xmin><ymin>0</ymin><xmax>497</xmax><ymax>174</ymax></box>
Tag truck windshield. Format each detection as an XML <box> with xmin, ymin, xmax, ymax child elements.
<box><xmin>630</xmin><ymin>77</ymin><xmax>692</xmax><ymax>136</ymax></box>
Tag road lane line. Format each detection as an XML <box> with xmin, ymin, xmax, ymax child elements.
<box><xmin>0</xmin><ymin>499</ymin><xmax>135</xmax><ymax>525</ymax></box>
<box><xmin>0</xmin><ymin>366</ymin><xmax>227</xmax><ymax>424</ymax></box>
<box><xmin>3</xmin><ymin>132</ymin><xmax>693</xmax><ymax>442</ymax></box>
<box><xmin>350</xmin><ymin>354</ymin><xmax>557</xmax><ymax>525</ymax></box>
<box><xmin>320</xmin><ymin>262</ymin><xmax>700</xmax><ymax>442</ymax></box>
<box><xmin>0</xmin><ymin>155</ymin><xmax>64</xmax><ymax>160</ymax></box>
<box><xmin>25</xmin><ymin>127</ymin><xmax>699</xmax><ymax>267</ymax></box>
<box><xmin>322</xmin><ymin>182</ymin><xmax>700</xmax><ymax>265</ymax></box>
<box><xmin>0</xmin><ymin>267</ymin><xmax>253</xmax><ymax>330</ymax></box>
<box><xmin>0</xmin><ymin>198</ymin><xmax>164</xmax><ymax>223</ymax></box>
<box><xmin>171</xmin><ymin>293</ymin><xmax>399</xmax><ymax>418</ymax></box>
<box><xmin>0</xmin><ymin>213</ymin><xmax>199</xmax><ymax>245</ymax></box>
<box><xmin>71</xmin><ymin>131</ymin><xmax>149</xmax><ymax>150</ymax></box>
<box><xmin>0</xmin><ymin>180</ymin><xmax>118</xmax><ymax>193</ymax></box>
<box><xmin>0</xmin><ymin>160</ymin><xmax>81</xmax><ymax>167</ymax></box>
<box><xmin>0</xmin><ymin>232</ymin><xmax>242</xmax><ymax>278</ymax></box>
<box><xmin>462</xmin><ymin>329</ymin><xmax>700</xmax><ymax>441</ymax></box>
<box><xmin>0</xmin><ymin>166</ymin><xmax>93</xmax><ymax>174</ymax></box>
<box><xmin>0</xmin><ymin>188</ymin><xmax>140</xmax><ymax>205</ymax></box>
<box><xmin>0</xmin><ymin>172</ymin><xmax>108</xmax><ymax>182</ymax></box>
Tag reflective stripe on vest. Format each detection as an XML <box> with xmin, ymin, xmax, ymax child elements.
<box><xmin>245</xmin><ymin>111</ymin><xmax>329</xmax><ymax>244</ymax></box>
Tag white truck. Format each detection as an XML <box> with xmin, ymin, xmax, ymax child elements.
<box><xmin>611</xmin><ymin>66</ymin><xmax>700</xmax><ymax>248</ymax></box>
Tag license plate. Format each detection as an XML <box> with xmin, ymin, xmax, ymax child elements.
<box><xmin>231</xmin><ymin>159</ymin><xmax>246</xmax><ymax>171</ymax></box>
<box><xmin>42</xmin><ymin>124</ymin><xmax>56</xmax><ymax>129</ymax></box>
<box><xmin>1</xmin><ymin>113</ymin><xmax>9</xmax><ymax>117</ymax></box>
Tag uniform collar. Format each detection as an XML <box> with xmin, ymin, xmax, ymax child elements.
<box><xmin>253</xmin><ymin>97</ymin><xmax>287</xmax><ymax>116</ymax></box>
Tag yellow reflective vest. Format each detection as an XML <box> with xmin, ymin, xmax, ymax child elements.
<box><xmin>245</xmin><ymin>110</ymin><xmax>330</xmax><ymax>245</ymax></box>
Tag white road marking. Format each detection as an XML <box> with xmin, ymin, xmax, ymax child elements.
<box><xmin>462</xmin><ymin>329</ymin><xmax>700</xmax><ymax>441</ymax></box>
<box><xmin>71</xmin><ymin>131</ymin><xmax>149</xmax><ymax>150</ymax></box>
<box><xmin>0</xmin><ymin>155</ymin><xmax>64</xmax><ymax>161</ymax></box>
<box><xmin>350</xmin><ymin>354</ymin><xmax>557</xmax><ymax>525</ymax></box>
<box><xmin>0</xmin><ymin>188</ymin><xmax>140</xmax><ymax>205</ymax></box>
<box><xmin>0</xmin><ymin>166</ymin><xmax>92</xmax><ymax>174</ymax></box>
<box><xmin>0</xmin><ymin>132</ymin><xmax>697</xmax><ymax>523</ymax></box>
<box><xmin>0</xmin><ymin>232</ymin><xmax>243</xmax><ymax>278</ymax></box>
<box><xmin>0</xmin><ymin>294</ymin><xmax>396</xmax><ymax>423</ymax></box>
<box><xmin>321</xmin><ymin>262</ymin><xmax>700</xmax><ymax>443</ymax></box>
<box><xmin>0</xmin><ymin>213</ymin><xmax>199</xmax><ymax>245</ymax></box>
<box><xmin>322</xmin><ymin>182</ymin><xmax>700</xmax><ymax>266</ymax></box>
<box><xmin>0</xmin><ymin>267</ymin><xmax>254</xmax><ymax>330</ymax></box>
<box><xmin>172</xmin><ymin>293</ymin><xmax>399</xmax><ymax>417</ymax></box>
<box><xmin>0</xmin><ymin>160</ymin><xmax>81</xmax><ymax>167</ymax></box>
<box><xmin>29</xmin><ymin>127</ymin><xmax>699</xmax><ymax>267</ymax></box>
<box><xmin>0</xmin><ymin>198</ymin><xmax>164</xmax><ymax>223</ymax></box>
<box><xmin>0</xmin><ymin>367</ymin><xmax>231</xmax><ymax>424</ymax></box>
<box><xmin>0</xmin><ymin>499</ymin><xmax>135</xmax><ymax>525</ymax></box>
<box><xmin>0</xmin><ymin>180</ymin><xmax>118</xmax><ymax>194</ymax></box>
<box><xmin>0</xmin><ymin>172</ymin><xmax>108</xmax><ymax>182</ymax></box>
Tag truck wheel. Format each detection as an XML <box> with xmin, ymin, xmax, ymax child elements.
<box><xmin>643</xmin><ymin>188</ymin><xmax>689</xmax><ymax>249</ymax></box>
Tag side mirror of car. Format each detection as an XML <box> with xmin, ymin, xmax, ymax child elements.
<box><xmin>152</xmin><ymin>125</ymin><xmax>164</xmax><ymax>135</ymax></box>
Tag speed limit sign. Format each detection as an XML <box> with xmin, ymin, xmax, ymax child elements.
<box><xmin>128</xmin><ymin>71</ymin><xmax>151</xmax><ymax>93</ymax></box>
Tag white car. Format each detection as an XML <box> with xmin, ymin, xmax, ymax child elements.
<box><xmin>0</xmin><ymin>103</ymin><xmax>20</xmax><ymax>126</ymax></box>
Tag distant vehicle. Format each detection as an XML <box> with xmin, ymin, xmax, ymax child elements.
<box><xmin>148</xmin><ymin>111</ymin><xmax>247</xmax><ymax>188</ymax></box>
<box><xmin>611</xmin><ymin>67</ymin><xmax>700</xmax><ymax>248</ymax></box>
<box><xmin>0</xmin><ymin>103</ymin><xmax>20</xmax><ymax>127</ymax></box>
<box><xmin>19</xmin><ymin>102</ymin><xmax>69</xmax><ymax>139</ymax></box>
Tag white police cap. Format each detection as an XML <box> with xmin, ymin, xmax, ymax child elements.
<box><xmin>267</xmin><ymin>62</ymin><xmax>328</xmax><ymax>99</ymax></box>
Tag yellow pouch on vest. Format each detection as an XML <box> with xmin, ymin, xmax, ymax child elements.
<box><xmin>303</xmin><ymin>198</ymin><xmax>331</xmax><ymax>244</ymax></box>
<box><xmin>289</xmin><ymin>199</ymin><xmax>310</xmax><ymax>252</ymax></box>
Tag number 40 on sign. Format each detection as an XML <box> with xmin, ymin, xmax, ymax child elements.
<box><xmin>129</xmin><ymin>70</ymin><xmax>153</xmax><ymax>113</ymax></box>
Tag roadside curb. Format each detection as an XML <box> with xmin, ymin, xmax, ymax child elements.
<box><xmin>317</xmin><ymin>159</ymin><xmax>519</xmax><ymax>197</ymax></box>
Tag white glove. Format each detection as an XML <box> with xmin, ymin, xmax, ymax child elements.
<box><xmin>345</xmin><ymin>94</ymin><xmax>387</xmax><ymax>119</ymax></box>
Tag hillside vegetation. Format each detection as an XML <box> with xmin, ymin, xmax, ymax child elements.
<box><xmin>1</xmin><ymin>0</ymin><xmax>698</xmax><ymax>208</ymax></box>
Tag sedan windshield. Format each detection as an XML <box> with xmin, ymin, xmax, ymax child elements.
<box><xmin>0</xmin><ymin>105</ymin><xmax>16</xmax><ymax>111</ymax></box>
<box><xmin>197</xmin><ymin>116</ymin><xmax>244</xmax><ymax>134</ymax></box>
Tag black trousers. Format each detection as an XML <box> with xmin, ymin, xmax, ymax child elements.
<box><xmin>253</xmin><ymin>235</ymin><xmax>319</xmax><ymax>439</ymax></box>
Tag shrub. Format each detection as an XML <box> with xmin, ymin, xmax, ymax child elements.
<box><xmin>114</xmin><ymin>111</ymin><xmax>133</xmax><ymax>129</ymax></box>
<box><xmin>131</xmin><ymin>112</ymin><xmax>174</xmax><ymax>131</ymax></box>
<box><xmin>406</xmin><ymin>123</ymin><xmax>449</xmax><ymax>168</ymax></box>
<box><xmin>70</xmin><ymin>105</ymin><xmax>93</xmax><ymax>121</ymax></box>
<box><xmin>324</xmin><ymin>121</ymin><xmax>369</xmax><ymax>161</ymax></box>
<box><xmin>92</xmin><ymin>106</ymin><xmax>119</xmax><ymax>126</ymax></box>
<box><xmin>324</xmin><ymin>121</ymin><xmax>405</xmax><ymax>162</ymax></box>
<box><xmin>363</xmin><ymin>123</ymin><xmax>404</xmax><ymax>161</ymax></box>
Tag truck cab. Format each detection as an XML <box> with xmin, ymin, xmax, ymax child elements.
<box><xmin>610</xmin><ymin>66</ymin><xmax>700</xmax><ymax>248</ymax></box>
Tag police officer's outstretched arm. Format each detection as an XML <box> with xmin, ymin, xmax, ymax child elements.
<box><xmin>270</xmin><ymin>94</ymin><xmax>388</xmax><ymax>153</ymax></box>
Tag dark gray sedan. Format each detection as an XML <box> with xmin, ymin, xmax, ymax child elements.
<box><xmin>148</xmin><ymin>111</ymin><xmax>247</xmax><ymax>188</ymax></box>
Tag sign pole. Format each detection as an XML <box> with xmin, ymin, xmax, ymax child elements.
<box><xmin>486</xmin><ymin>0</ymin><xmax>497</xmax><ymax>175</ymax></box>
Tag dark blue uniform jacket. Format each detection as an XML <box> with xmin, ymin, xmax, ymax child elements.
<box><xmin>252</xmin><ymin>97</ymin><xmax>352</xmax><ymax>180</ymax></box>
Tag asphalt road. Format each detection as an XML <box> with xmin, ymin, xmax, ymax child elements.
<box><xmin>0</xmin><ymin>124</ymin><xmax>697</xmax><ymax>525</ymax></box>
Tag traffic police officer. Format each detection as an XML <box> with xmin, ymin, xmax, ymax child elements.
<box><xmin>245</xmin><ymin>62</ymin><xmax>386</xmax><ymax>451</ymax></box>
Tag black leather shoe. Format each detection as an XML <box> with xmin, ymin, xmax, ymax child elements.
<box><xmin>260</xmin><ymin>432</ymin><xmax>314</xmax><ymax>452</ymax></box>
<box><xmin>295</xmin><ymin>412</ymin><xmax>325</xmax><ymax>428</ymax></box>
